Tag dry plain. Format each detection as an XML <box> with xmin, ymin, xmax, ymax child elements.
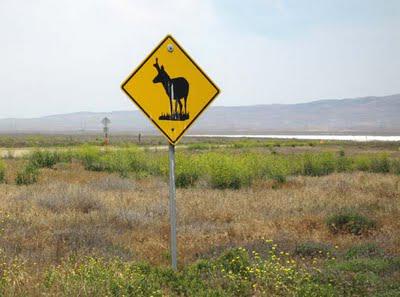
<box><xmin>0</xmin><ymin>136</ymin><xmax>399</xmax><ymax>296</ymax></box>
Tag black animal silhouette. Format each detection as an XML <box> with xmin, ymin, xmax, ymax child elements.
<box><xmin>152</xmin><ymin>58</ymin><xmax>189</xmax><ymax>121</ymax></box>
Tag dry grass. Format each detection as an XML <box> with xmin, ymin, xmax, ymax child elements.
<box><xmin>0</xmin><ymin>141</ymin><xmax>399</xmax><ymax>295</ymax></box>
<box><xmin>0</xmin><ymin>159</ymin><xmax>399</xmax><ymax>272</ymax></box>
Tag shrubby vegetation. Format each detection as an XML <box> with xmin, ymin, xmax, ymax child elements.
<box><xmin>0</xmin><ymin>242</ymin><xmax>398</xmax><ymax>296</ymax></box>
<box><xmin>302</xmin><ymin>153</ymin><xmax>336</xmax><ymax>176</ymax></box>
<box><xmin>0</xmin><ymin>135</ymin><xmax>322</xmax><ymax>148</ymax></box>
<box><xmin>0</xmin><ymin>160</ymin><xmax>5</xmax><ymax>183</ymax></box>
<box><xmin>207</xmin><ymin>153</ymin><xmax>252</xmax><ymax>189</ymax></box>
<box><xmin>29</xmin><ymin>150</ymin><xmax>63</xmax><ymax>168</ymax></box>
<box><xmin>175</xmin><ymin>154</ymin><xmax>202</xmax><ymax>188</ymax></box>
<box><xmin>74</xmin><ymin>146</ymin><xmax>166</xmax><ymax>178</ymax></box>
<box><xmin>295</xmin><ymin>242</ymin><xmax>333</xmax><ymax>258</ymax></box>
<box><xmin>345</xmin><ymin>243</ymin><xmax>384</xmax><ymax>260</ymax></box>
<box><xmin>19</xmin><ymin>146</ymin><xmax>400</xmax><ymax>189</ymax></box>
<box><xmin>326</xmin><ymin>210</ymin><xmax>377</xmax><ymax>235</ymax></box>
<box><xmin>15</xmin><ymin>163</ymin><xmax>39</xmax><ymax>185</ymax></box>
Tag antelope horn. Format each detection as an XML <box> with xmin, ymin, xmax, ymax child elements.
<box><xmin>153</xmin><ymin>58</ymin><xmax>160</xmax><ymax>70</ymax></box>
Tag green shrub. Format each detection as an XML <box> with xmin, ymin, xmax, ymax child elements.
<box><xmin>303</xmin><ymin>153</ymin><xmax>336</xmax><ymax>176</ymax></box>
<box><xmin>100</xmin><ymin>151</ymin><xmax>130</xmax><ymax>177</ymax></box>
<box><xmin>329</xmin><ymin>258</ymin><xmax>391</xmax><ymax>274</ymax></box>
<box><xmin>73</xmin><ymin>146</ymin><xmax>168</xmax><ymax>178</ymax></box>
<box><xmin>231</xmin><ymin>140</ymin><xmax>257</xmax><ymax>149</ymax></box>
<box><xmin>208</xmin><ymin>155</ymin><xmax>252</xmax><ymax>189</ymax></box>
<box><xmin>354</xmin><ymin>155</ymin><xmax>372</xmax><ymax>171</ymax></box>
<box><xmin>270</xmin><ymin>149</ymin><xmax>278</xmax><ymax>155</ymax></box>
<box><xmin>271</xmin><ymin>173</ymin><xmax>286</xmax><ymax>184</ymax></box>
<box><xmin>127</xmin><ymin>149</ymin><xmax>152</xmax><ymax>173</ymax></box>
<box><xmin>0</xmin><ymin>160</ymin><xmax>5</xmax><ymax>183</ymax></box>
<box><xmin>354</xmin><ymin>154</ymin><xmax>393</xmax><ymax>174</ymax></box>
<box><xmin>295</xmin><ymin>242</ymin><xmax>332</xmax><ymax>258</ymax></box>
<box><xmin>269</xmin><ymin>161</ymin><xmax>289</xmax><ymax>183</ymax></box>
<box><xmin>188</xmin><ymin>143</ymin><xmax>211</xmax><ymax>150</ymax></box>
<box><xmin>175</xmin><ymin>153</ymin><xmax>204</xmax><ymax>188</ymax></box>
<box><xmin>259</xmin><ymin>157</ymin><xmax>289</xmax><ymax>183</ymax></box>
<box><xmin>29</xmin><ymin>150</ymin><xmax>61</xmax><ymax>168</ymax></box>
<box><xmin>390</xmin><ymin>159</ymin><xmax>400</xmax><ymax>175</ymax></box>
<box><xmin>175</xmin><ymin>164</ymin><xmax>200</xmax><ymax>188</ymax></box>
<box><xmin>336</xmin><ymin>156</ymin><xmax>353</xmax><ymax>172</ymax></box>
<box><xmin>370</xmin><ymin>154</ymin><xmax>391</xmax><ymax>173</ymax></box>
<box><xmin>42</xmin><ymin>258</ymin><xmax>164</xmax><ymax>296</ymax></box>
<box><xmin>345</xmin><ymin>243</ymin><xmax>384</xmax><ymax>259</ymax></box>
<box><xmin>218</xmin><ymin>248</ymin><xmax>250</xmax><ymax>277</ymax></box>
<box><xmin>56</xmin><ymin>150</ymin><xmax>75</xmax><ymax>163</ymax></box>
<box><xmin>76</xmin><ymin>146</ymin><xmax>102</xmax><ymax>170</ymax></box>
<box><xmin>146</xmin><ymin>158</ymin><xmax>167</xmax><ymax>176</ymax></box>
<box><xmin>1</xmin><ymin>244</ymin><xmax>398</xmax><ymax>296</ymax></box>
<box><xmin>26</xmin><ymin>147</ymin><xmax>400</xmax><ymax>190</ymax></box>
<box><xmin>326</xmin><ymin>210</ymin><xmax>377</xmax><ymax>235</ymax></box>
<box><xmin>15</xmin><ymin>164</ymin><xmax>39</xmax><ymax>185</ymax></box>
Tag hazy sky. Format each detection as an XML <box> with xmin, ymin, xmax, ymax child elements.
<box><xmin>0</xmin><ymin>0</ymin><xmax>399</xmax><ymax>118</ymax></box>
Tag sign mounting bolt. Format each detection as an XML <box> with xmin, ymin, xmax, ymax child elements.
<box><xmin>167</xmin><ymin>44</ymin><xmax>174</xmax><ymax>52</ymax></box>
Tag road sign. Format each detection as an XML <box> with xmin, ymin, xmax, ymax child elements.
<box><xmin>101</xmin><ymin>117</ymin><xmax>111</xmax><ymax>126</ymax></box>
<box><xmin>120</xmin><ymin>35</ymin><xmax>220</xmax><ymax>270</ymax></box>
<box><xmin>121</xmin><ymin>35</ymin><xmax>220</xmax><ymax>145</ymax></box>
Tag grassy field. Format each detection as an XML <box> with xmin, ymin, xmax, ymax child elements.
<box><xmin>0</xmin><ymin>135</ymin><xmax>399</xmax><ymax>296</ymax></box>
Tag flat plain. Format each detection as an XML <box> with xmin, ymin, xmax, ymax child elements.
<box><xmin>0</xmin><ymin>135</ymin><xmax>399</xmax><ymax>296</ymax></box>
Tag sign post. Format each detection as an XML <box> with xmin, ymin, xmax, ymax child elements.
<box><xmin>168</xmin><ymin>144</ymin><xmax>177</xmax><ymax>270</ymax></box>
<box><xmin>101</xmin><ymin>117</ymin><xmax>111</xmax><ymax>145</ymax></box>
<box><xmin>121</xmin><ymin>35</ymin><xmax>220</xmax><ymax>269</ymax></box>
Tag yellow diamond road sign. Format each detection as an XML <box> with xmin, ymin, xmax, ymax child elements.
<box><xmin>121</xmin><ymin>35</ymin><xmax>220</xmax><ymax>145</ymax></box>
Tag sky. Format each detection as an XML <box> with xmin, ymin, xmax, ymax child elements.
<box><xmin>0</xmin><ymin>0</ymin><xmax>399</xmax><ymax>118</ymax></box>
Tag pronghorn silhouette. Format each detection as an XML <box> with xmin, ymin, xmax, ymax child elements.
<box><xmin>152</xmin><ymin>58</ymin><xmax>189</xmax><ymax>121</ymax></box>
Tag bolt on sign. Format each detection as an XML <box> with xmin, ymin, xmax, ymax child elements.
<box><xmin>121</xmin><ymin>35</ymin><xmax>220</xmax><ymax>144</ymax></box>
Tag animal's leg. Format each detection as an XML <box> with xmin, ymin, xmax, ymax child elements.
<box><xmin>184</xmin><ymin>96</ymin><xmax>187</xmax><ymax>114</ymax></box>
<box><xmin>169</xmin><ymin>99</ymin><xmax>173</xmax><ymax>118</ymax></box>
<box><xmin>178</xmin><ymin>99</ymin><xmax>183</xmax><ymax>116</ymax></box>
<box><xmin>174</xmin><ymin>100</ymin><xmax>178</xmax><ymax>119</ymax></box>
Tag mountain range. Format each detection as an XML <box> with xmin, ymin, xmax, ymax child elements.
<box><xmin>1</xmin><ymin>94</ymin><xmax>399</xmax><ymax>135</ymax></box>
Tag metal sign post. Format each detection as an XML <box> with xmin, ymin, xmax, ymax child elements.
<box><xmin>168</xmin><ymin>143</ymin><xmax>177</xmax><ymax>270</ymax></box>
<box><xmin>101</xmin><ymin>117</ymin><xmax>111</xmax><ymax>145</ymax></box>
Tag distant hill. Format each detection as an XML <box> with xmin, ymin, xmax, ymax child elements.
<box><xmin>1</xmin><ymin>94</ymin><xmax>399</xmax><ymax>134</ymax></box>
